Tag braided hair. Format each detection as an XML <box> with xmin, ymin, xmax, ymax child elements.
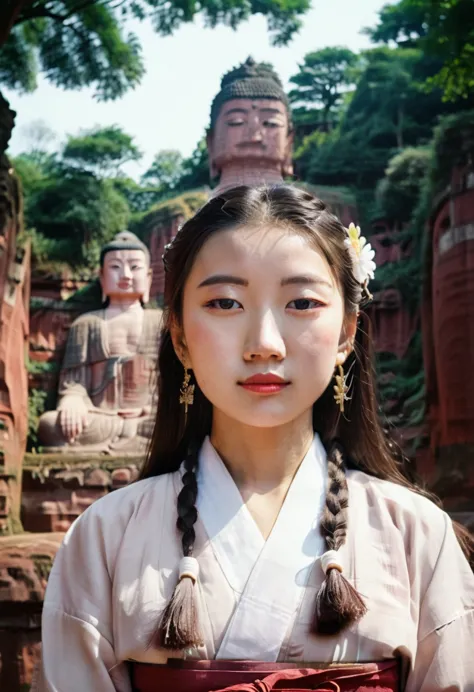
<box><xmin>315</xmin><ymin>441</ymin><xmax>367</xmax><ymax>634</ymax></box>
<box><xmin>152</xmin><ymin>444</ymin><xmax>203</xmax><ymax>649</ymax></box>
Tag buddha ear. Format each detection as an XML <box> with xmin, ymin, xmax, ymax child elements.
<box><xmin>206</xmin><ymin>130</ymin><xmax>219</xmax><ymax>179</ymax></box>
<box><xmin>142</xmin><ymin>268</ymin><xmax>152</xmax><ymax>304</ymax></box>
<box><xmin>98</xmin><ymin>268</ymin><xmax>107</xmax><ymax>304</ymax></box>
<box><xmin>282</xmin><ymin>129</ymin><xmax>294</xmax><ymax>178</ymax></box>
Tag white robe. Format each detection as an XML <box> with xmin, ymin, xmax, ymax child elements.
<box><xmin>36</xmin><ymin>435</ymin><xmax>474</xmax><ymax>691</ymax></box>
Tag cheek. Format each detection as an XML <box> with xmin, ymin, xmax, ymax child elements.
<box><xmin>294</xmin><ymin>316</ymin><xmax>342</xmax><ymax>370</ymax></box>
<box><xmin>133</xmin><ymin>272</ymin><xmax>147</xmax><ymax>288</ymax></box>
<box><xmin>183</xmin><ymin>314</ymin><xmax>237</xmax><ymax>370</ymax></box>
<box><xmin>101</xmin><ymin>273</ymin><xmax>117</xmax><ymax>289</ymax></box>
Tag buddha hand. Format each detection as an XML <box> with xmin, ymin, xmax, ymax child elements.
<box><xmin>58</xmin><ymin>398</ymin><xmax>90</xmax><ymax>442</ymax></box>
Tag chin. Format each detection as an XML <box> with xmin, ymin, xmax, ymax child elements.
<box><xmin>217</xmin><ymin>401</ymin><xmax>305</xmax><ymax>429</ymax></box>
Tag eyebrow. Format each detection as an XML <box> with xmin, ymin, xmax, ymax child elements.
<box><xmin>224</xmin><ymin>108</ymin><xmax>248</xmax><ymax>116</ymax></box>
<box><xmin>281</xmin><ymin>275</ymin><xmax>332</xmax><ymax>289</ymax></box>
<box><xmin>198</xmin><ymin>274</ymin><xmax>248</xmax><ymax>288</ymax></box>
<box><xmin>197</xmin><ymin>274</ymin><xmax>332</xmax><ymax>289</ymax></box>
<box><xmin>260</xmin><ymin>108</ymin><xmax>284</xmax><ymax>115</ymax></box>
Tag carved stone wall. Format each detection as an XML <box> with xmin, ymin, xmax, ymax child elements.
<box><xmin>0</xmin><ymin>532</ymin><xmax>64</xmax><ymax>690</ymax></box>
<box><xmin>21</xmin><ymin>455</ymin><xmax>141</xmax><ymax>533</ymax></box>
<box><xmin>0</xmin><ymin>94</ymin><xmax>30</xmax><ymax>535</ymax></box>
<box><xmin>423</xmin><ymin>164</ymin><xmax>474</xmax><ymax>514</ymax></box>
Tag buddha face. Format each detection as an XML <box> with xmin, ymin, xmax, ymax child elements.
<box><xmin>100</xmin><ymin>249</ymin><xmax>151</xmax><ymax>303</ymax></box>
<box><xmin>208</xmin><ymin>98</ymin><xmax>293</xmax><ymax>178</ymax></box>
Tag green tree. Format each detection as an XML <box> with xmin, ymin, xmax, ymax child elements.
<box><xmin>141</xmin><ymin>149</ymin><xmax>184</xmax><ymax>191</ymax></box>
<box><xmin>376</xmin><ymin>147</ymin><xmax>431</xmax><ymax>223</ymax></box>
<box><xmin>177</xmin><ymin>137</ymin><xmax>210</xmax><ymax>190</ymax></box>
<box><xmin>366</xmin><ymin>0</ymin><xmax>474</xmax><ymax>101</ymax></box>
<box><xmin>0</xmin><ymin>0</ymin><xmax>310</xmax><ymax>100</ymax></box>
<box><xmin>289</xmin><ymin>47</ymin><xmax>357</xmax><ymax>131</ymax></box>
<box><xmin>303</xmin><ymin>48</ymin><xmax>455</xmax><ymax>192</ymax></box>
<box><xmin>63</xmin><ymin>125</ymin><xmax>142</xmax><ymax>177</ymax></box>
<box><xmin>20</xmin><ymin>162</ymin><xmax>130</xmax><ymax>269</ymax></box>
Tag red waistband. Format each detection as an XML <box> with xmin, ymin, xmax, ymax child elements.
<box><xmin>129</xmin><ymin>659</ymin><xmax>400</xmax><ymax>692</ymax></box>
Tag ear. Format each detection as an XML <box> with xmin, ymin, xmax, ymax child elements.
<box><xmin>337</xmin><ymin>313</ymin><xmax>358</xmax><ymax>363</ymax></box>
<box><xmin>206</xmin><ymin>130</ymin><xmax>219</xmax><ymax>179</ymax></box>
<box><xmin>99</xmin><ymin>268</ymin><xmax>106</xmax><ymax>303</ymax></box>
<box><xmin>282</xmin><ymin>130</ymin><xmax>294</xmax><ymax>178</ymax></box>
<box><xmin>169</xmin><ymin>316</ymin><xmax>191</xmax><ymax>368</ymax></box>
<box><xmin>142</xmin><ymin>268</ymin><xmax>152</xmax><ymax>304</ymax></box>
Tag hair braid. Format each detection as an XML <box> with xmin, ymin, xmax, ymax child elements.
<box><xmin>152</xmin><ymin>445</ymin><xmax>204</xmax><ymax>650</ymax></box>
<box><xmin>177</xmin><ymin>455</ymin><xmax>199</xmax><ymax>557</ymax></box>
<box><xmin>314</xmin><ymin>441</ymin><xmax>367</xmax><ymax>635</ymax></box>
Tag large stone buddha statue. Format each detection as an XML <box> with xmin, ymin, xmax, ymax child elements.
<box><xmin>38</xmin><ymin>232</ymin><xmax>161</xmax><ymax>454</ymax></box>
<box><xmin>207</xmin><ymin>57</ymin><xmax>294</xmax><ymax>195</ymax></box>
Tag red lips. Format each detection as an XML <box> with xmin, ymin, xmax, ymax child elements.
<box><xmin>239</xmin><ymin>373</ymin><xmax>289</xmax><ymax>394</ymax></box>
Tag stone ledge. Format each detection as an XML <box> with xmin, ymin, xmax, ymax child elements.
<box><xmin>24</xmin><ymin>452</ymin><xmax>144</xmax><ymax>468</ymax></box>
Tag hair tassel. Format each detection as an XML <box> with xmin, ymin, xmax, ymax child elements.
<box><xmin>157</xmin><ymin>557</ymin><xmax>204</xmax><ymax>649</ymax></box>
<box><xmin>314</xmin><ymin>550</ymin><xmax>367</xmax><ymax>635</ymax></box>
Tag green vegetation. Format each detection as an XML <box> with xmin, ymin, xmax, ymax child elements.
<box><xmin>27</xmin><ymin>388</ymin><xmax>48</xmax><ymax>451</ymax></box>
<box><xmin>0</xmin><ymin>0</ymin><xmax>310</xmax><ymax>100</ymax></box>
<box><xmin>366</xmin><ymin>0</ymin><xmax>474</xmax><ymax>102</ymax></box>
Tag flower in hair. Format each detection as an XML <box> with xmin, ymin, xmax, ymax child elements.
<box><xmin>344</xmin><ymin>223</ymin><xmax>376</xmax><ymax>285</ymax></box>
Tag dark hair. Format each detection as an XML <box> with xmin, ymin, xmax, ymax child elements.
<box><xmin>140</xmin><ymin>184</ymin><xmax>472</xmax><ymax>648</ymax></box>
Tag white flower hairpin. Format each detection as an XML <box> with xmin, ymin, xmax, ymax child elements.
<box><xmin>344</xmin><ymin>222</ymin><xmax>376</xmax><ymax>288</ymax></box>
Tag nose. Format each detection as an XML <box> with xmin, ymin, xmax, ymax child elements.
<box><xmin>248</xmin><ymin>114</ymin><xmax>263</xmax><ymax>142</ymax></box>
<box><xmin>243</xmin><ymin>310</ymin><xmax>286</xmax><ymax>362</ymax></box>
<box><xmin>121</xmin><ymin>264</ymin><xmax>132</xmax><ymax>279</ymax></box>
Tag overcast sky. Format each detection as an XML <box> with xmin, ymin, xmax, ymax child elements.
<box><xmin>5</xmin><ymin>0</ymin><xmax>388</xmax><ymax>179</ymax></box>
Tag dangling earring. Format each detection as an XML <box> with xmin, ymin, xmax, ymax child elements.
<box><xmin>333</xmin><ymin>353</ymin><xmax>349</xmax><ymax>413</ymax></box>
<box><xmin>179</xmin><ymin>368</ymin><xmax>195</xmax><ymax>414</ymax></box>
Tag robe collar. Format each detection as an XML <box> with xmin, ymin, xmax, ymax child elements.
<box><xmin>196</xmin><ymin>434</ymin><xmax>328</xmax><ymax>660</ymax></box>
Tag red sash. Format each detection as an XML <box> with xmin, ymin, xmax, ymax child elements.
<box><xmin>129</xmin><ymin>659</ymin><xmax>399</xmax><ymax>692</ymax></box>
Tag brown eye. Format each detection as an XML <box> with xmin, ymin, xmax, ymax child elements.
<box><xmin>287</xmin><ymin>299</ymin><xmax>322</xmax><ymax>310</ymax></box>
<box><xmin>205</xmin><ymin>299</ymin><xmax>241</xmax><ymax>310</ymax></box>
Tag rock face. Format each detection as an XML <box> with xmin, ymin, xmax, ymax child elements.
<box><xmin>0</xmin><ymin>92</ymin><xmax>30</xmax><ymax>535</ymax></box>
<box><xmin>0</xmin><ymin>533</ymin><xmax>64</xmax><ymax>690</ymax></box>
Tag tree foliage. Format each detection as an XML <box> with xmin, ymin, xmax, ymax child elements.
<box><xmin>63</xmin><ymin>125</ymin><xmax>141</xmax><ymax>177</ymax></box>
<box><xmin>141</xmin><ymin>149</ymin><xmax>184</xmax><ymax>191</ymax></box>
<box><xmin>289</xmin><ymin>47</ymin><xmax>357</xmax><ymax>131</ymax></box>
<box><xmin>0</xmin><ymin>0</ymin><xmax>310</xmax><ymax>99</ymax></box>
<box><xmin>376</xmin><ymin>147</ymin><xmax>431</xmax><ymax>223</ymax></box>
<box><xmin>366</xmin><ymin>0</ymin><xmax>474</xmax><ymax>101</ymax></box>
<box><xmin>177</xmin><ymin>137</ymin><xmax>210</xmax><ymax>190</ymax></box>
<box><xmin>296</xmin><ymin>47</ymin><xmax>471</xmax><ymax>203</ymax></box>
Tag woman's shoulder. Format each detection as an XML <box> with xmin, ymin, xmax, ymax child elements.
<box><xmin>65</xmin><ymin>471</ymin><xmax>179</xmax><ymax>541</ymax></box>
<box><xmin>347</xmin><ymin>467</ymin><xmax>448</xmax><ymax>529</ymax></box>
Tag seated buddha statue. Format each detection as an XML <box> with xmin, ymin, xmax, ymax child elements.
<box><xmin>38</xmin><ymin>232</ymin><xmax>162</xmax><ymax>454</ymax></box>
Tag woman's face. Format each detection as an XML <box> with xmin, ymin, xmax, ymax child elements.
<box><xmin>177</xmin><ymin>224</ymin><xmax>353</xmax><ymax>430</ymax></box>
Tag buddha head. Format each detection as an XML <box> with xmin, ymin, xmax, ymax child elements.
<box><xmin>207</xmin><ymin>57</ymin><xmax>293</xmax><ymax>181</ymax></box>
<box><xmin>100</xmin><ymin>231</ymin><xmax>152</xmax><ymax>304</ymax></box>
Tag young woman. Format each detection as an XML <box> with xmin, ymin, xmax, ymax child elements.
<box><xmin>37</xmin><ymin>185</ymin><xmax>474</xmax><ymax>692</ymax></box>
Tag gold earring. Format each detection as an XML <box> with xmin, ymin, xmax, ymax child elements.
<box><xmin>179</xmin><ymin>368</ymin><xmax>195</xmax><ymax>414</ymax></box>
<box><xmin>333</xmin><ymin>353</ymin><xmax>348</xmax><ymax>413</ymax></box>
